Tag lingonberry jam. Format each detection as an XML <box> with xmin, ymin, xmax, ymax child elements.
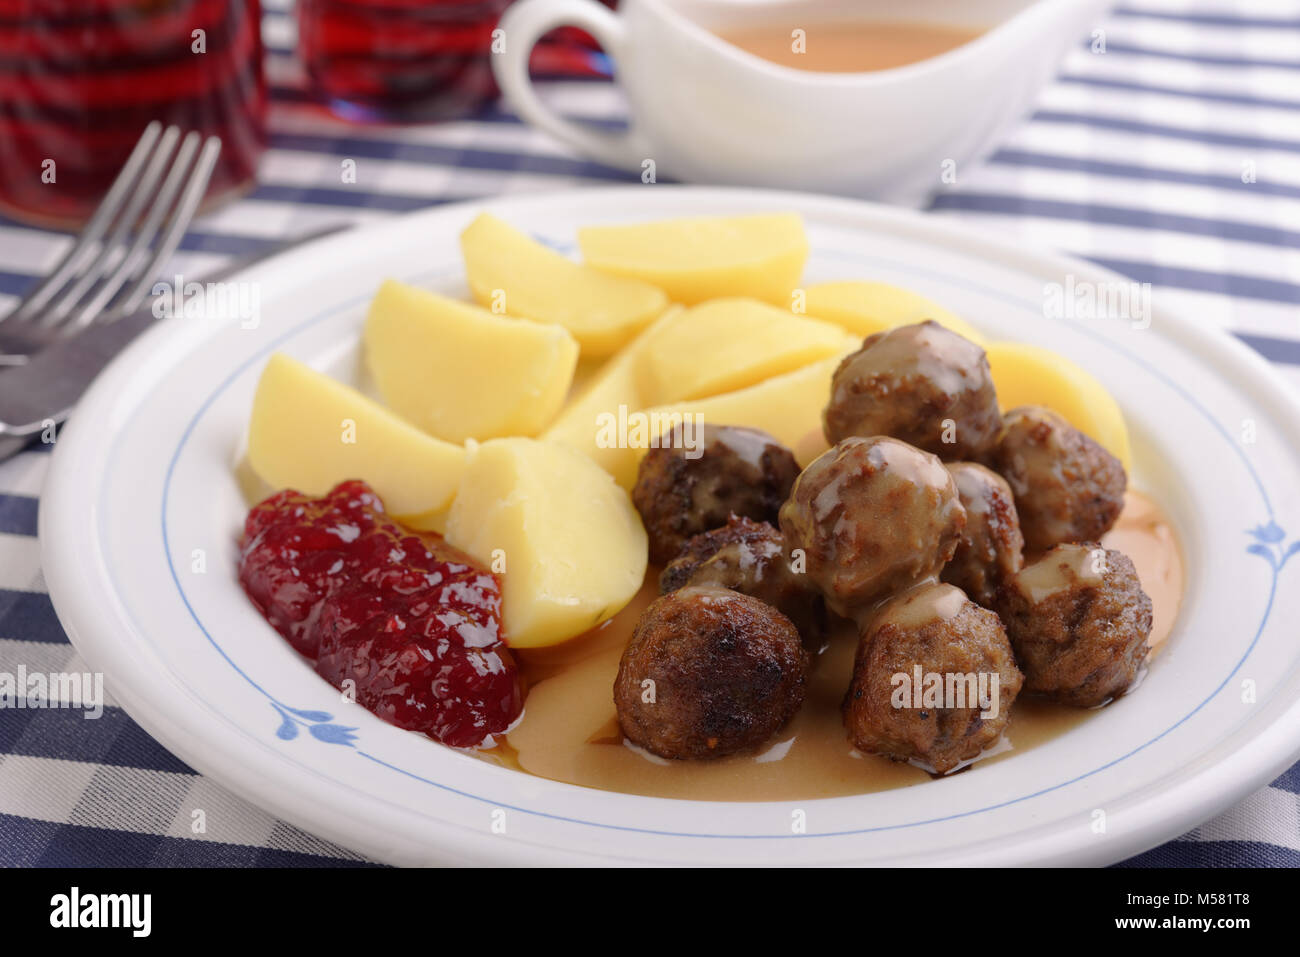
<box><xmin>238</xmin><ymin>480</ymin><xmax>522</xmax><ymax>749</ymax></box>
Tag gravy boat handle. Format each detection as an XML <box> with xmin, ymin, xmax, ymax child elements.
<box><xmin>493</xmin><ymin>0</ymin><xmax>650</xmax><ymax>171</ymax></box>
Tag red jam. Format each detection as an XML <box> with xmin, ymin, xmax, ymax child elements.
<box><xmin>238</xmin><ymin>480</ymin><xmax>523</xmax><ymax>749</ymax></box>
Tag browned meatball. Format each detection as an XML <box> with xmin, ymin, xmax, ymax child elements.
<box><xmin>999</xmin><ymin>543</ymin><xmax>1152</xmax><ymax>707</ymax></box>
<box><xmin>659</xmin><ymin>515</ymin><xmax>827</xmax><ymax>645</ymax></box>
<box><xmin>779</xmin><ymin>436</ymin><xmax>966</xmax><ymax>618</ymax></box>
<box><xmin>823</xmin><ymin>320</ymin><xmax>1001</xmax><ymax>460</ymax></box>
<box><xmin>987</xmin><ymin>406</ymin><xmax>1126</xmax><ymax>554</ymax></box>
<box><xmin>843</xmin><ymin>582</ymin><xmax>1023</xmax><ymax>774</ymax></box>
<box><xmin>632</xmin><ymin>424</ymin><xmax>801</xmax><ymax>564</ymax></box>
<box><xmin>941</xmin><ymin>462</ymin><xmax>1025</xmax><ymax>608</ymax></box>
<box><xmin>614</xmin><ymin>586</ymin><xmax>808</xmax><ymax>760</ymax></box>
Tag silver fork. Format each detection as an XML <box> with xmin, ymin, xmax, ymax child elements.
<box><xmin>0</xmin><ymin>121</ymin><xmax>222</xmax><ymax>366</ymax></box>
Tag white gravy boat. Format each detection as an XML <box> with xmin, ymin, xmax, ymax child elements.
<box><xmin>494</xmin><ymin>0</ymin><xmax>1111</xmax><ymax>205</ymax></box>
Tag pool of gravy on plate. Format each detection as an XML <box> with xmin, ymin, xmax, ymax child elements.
<box><xmin>485</xmin><ymin>491</ymin><xmax>1184</xmax><ymax>801</ymax></box>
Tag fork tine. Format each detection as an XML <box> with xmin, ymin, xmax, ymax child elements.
<box><xmin>4</xmin><ymin>121</ymin><xmax>163</xmax><ymax>323</ymax></box>
<box><xmin>67</xmin><ymin>131</ymin><xmax>203</xmax><ymax>331</ymax></box>
<box><xmin>117</xmin><ymin>136</ymin><xmax>222</xmax><ymax>316</ymax></box>
<box><xmin>38</xmin><ymin>125</ymin><xmax>182</xmax><ymax>329</ymax></box>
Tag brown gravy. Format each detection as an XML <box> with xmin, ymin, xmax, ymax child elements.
<box><xmin>488</xmin><ymin>490</ymin><xmax>1185</xmax><ymax>800</ymax></box>
<box><xmin>717</xmin><ymin>20</ymin><xmax>983</xmax><ymax>74</ymax></box>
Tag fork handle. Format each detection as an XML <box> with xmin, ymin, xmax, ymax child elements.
<box><xmin>0</xmin><ymin>223</ymin><xmax>350</xmax><ymax>444</ymax></box>
<box><xmin>0</xmin><ymin>305</ymin><xmax>158</xmax><ymax>436</ymax></box>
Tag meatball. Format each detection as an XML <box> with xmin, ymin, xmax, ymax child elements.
<box><xmin>987</xmin><ymin>406</ymin><xmax>1126</xmax><ymax>553</ymax></box>
<box><xmin>632</xmin><ymin>424</ymin><xmax>801</xmax><ymax>564</ymax></box>
<box><xmin>659</xmin><ymin>515</ymin><xmax>827</xmax><ymax>644</ymax></box>
<box><xmin>999</xmin><ymin>543</ymin><xmax>1152</xmax><ymax>707</ymax></box>
<box><xmin>843</xmin><ymin>582</ymin><xmax>1023</xmax><ymax>774</ymax></box>
<box><xmin>823</xmin><ymin>320</ymin><xmax>1001</xmax><ymax>460</ymax></box>
<box><xmin>941</xmin><ymin>462</ymin><xmax>1025</xmax><ymax>608</ymax></box>
<box><xmin>779</xmin><ymin>436</ymin><xmax>967</xmax><ymax>618</ymax></box>
<box><xmin>614</xmin><ymin>586</ymin><xmax>808</xmax><ymax>760</ymax></box>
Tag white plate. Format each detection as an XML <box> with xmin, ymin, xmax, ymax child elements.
<box><xmin>40</xmin><ymin>187</ymin><xmax>1300</xmax><ymax>866</ymax></box>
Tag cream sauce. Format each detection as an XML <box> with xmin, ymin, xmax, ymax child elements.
<box><xmin>717</xmin><ymin>21</ymin><xmax>984</xmax><ymax>74</ymax></box>
<box><xmin>874</xmin><ymin>580</ymin><xmax>967</xmax><ymax>630</ymax></box>
<box><xmin>1015</xmin><ymin>543</ymin><xmax>1106</xmax><ymax>603</ymax></box>
<box><xmin>490</xmin><ymin>490</ymin><xmax>1184</xmax><ymax>800</ymax></box>
<box><xmin>1101</xmin><ymin>491</ymin><xmax>1184</xmax><ymax>653</ymax></box>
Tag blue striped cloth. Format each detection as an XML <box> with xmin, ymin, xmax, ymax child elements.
<box><xmin>2</xmin><ymin>0</ymin><xmax>1298</xmax><ymax>867</ymax></box>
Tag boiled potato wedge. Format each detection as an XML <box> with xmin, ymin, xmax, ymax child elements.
<box><xmin>395</xmin><ymin>505</ymin><xmax>451</xmax><ymax>534</ymax></box>
<box><xmin>541</xmin><ymin>307</ymin><xmax>685</xmax><ymax>476</ymax></box>
<box><xmin>577</xmin><ymin>213</ymin><xmax>808</xmax><ymax>306</ymax></box>
<box><xmin>444</xmin><ymin>438</ymin><xmax>648</xmax><ymax>648</ymax></box>
<box><xmin>248</xmin><ymin>353</ymin><xmax>465</xmax><ymax>519</ymax></box>
<box><xmin>460</xmin><ymin>213</ymin><xmax>668</xmax><ymax>357</ymax></box>
<box><xmin>803</xmin><ymin>280</ymin><xmax>987</xmax><ymax>345</ymax></box>
<box><xmin>598</xmin><ymin>351</ymin><xmax>852</xmax><ymax>489</ymax></box>
<box><xmin>985</xmin><ymin>341</ymin><xmax>1132</xmax><ymax>471</ymax></box>
<box><xmin>642</xmin><ymin>297</ymin><xmax>855</xmax><ymax>402</ymax></box>
<box><xmin>364</xmin><ymin>279</ymin><xmax>579</xmax><ymax>443</ymax></box>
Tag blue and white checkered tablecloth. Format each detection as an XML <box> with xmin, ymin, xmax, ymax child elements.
<box><xmin>1</xmin><ymin>0</ymin><xmax>1298</xmax><ymax>867</ymax></box>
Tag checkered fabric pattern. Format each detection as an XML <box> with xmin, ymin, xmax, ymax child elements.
<box><xmin>1</xmin><ymin>0</ymin><xmax>1298</xmax><ymax>866</ymax></box>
